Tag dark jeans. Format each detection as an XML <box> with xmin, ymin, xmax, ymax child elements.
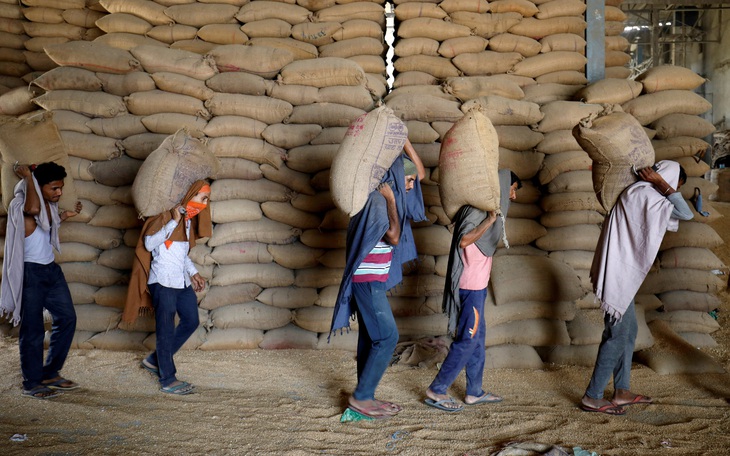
<box><xmin>19</xmin><ymin>262</ymin><xmax>76</xmax><ymax>391</ymax></box>
<box><xmin>352</xmin><ymin>281</ymin><xmax>399</xmax><ymax>401</ymax></box>
<box><xmin>146</xmin><ymin>283</ymin><xmax>199</xmax><ymax>387</ymax></box>
<box><xmin>585</xmin><ymin>300</ymin><xmax>638</xmax><ymax>399</ymax></box>
<box><xmin>429</xmin><ymin>288</ymin><xmax>487</xmax><ymax>397</ymax></box>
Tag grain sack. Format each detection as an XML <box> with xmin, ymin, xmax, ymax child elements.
<box><xmin>99</xmin><ymin>0</ymin><xmax>171</xmax><ymax>25</ymax></box>
<box><xmin>300</xmin><ymin>229</ymin><xmax>347</xmax><ymax>249</ymax></box>
<box><xmin>210</xmin><ymin>178</ymin><xmax>289</xmax><ymax>203</ymax></box>
<box><xmin>286</xmin><ymin>144</ymin><xmax>340</xmax><ymax>173</ymax></box>
<box><xmin>197</xmin><ymin>24</ymin><xmax>248</xmax><ymax>45</ymax></box>
<box><xmin>95</xmin><ymin>71</ymin><xmax>155</xmax><ymax>97</ymax></box>
<box><xmin>393</xmin><ymin>55</ymin><xmax>460</xmax><ymax>79</ymax></box>
<box><xmin>0</xmin><ymin>85</ymin><xmax>39</xmax><ymax>116</ymax></box>
<box><xmin>96</xmin><ymin>13</ymin><xmax>153</xmax><ymax>35</ymax></box>
<box><xmin>387</xmin><ymin>94</ymin><xmax>463</xmax><ymax>122</ymax></box>
<box><xmin>279</xmin><ymin>57</ymin><xmax>365</xmax><ymax>87</ymax></box>
<box><xmin>33</xmin><ymin>90</ymin><xmax>127</xmax><ymax>118</ymax></box>
<box><xmin>97</xmin><ymin>245</ymin><xmax>135</xmax><ymax>270</ymax></box>
<box><xmin>488</xmin><ymin>33</ymin><xmax>541</xmax><ymax>57</ymax></box>
<box><xmin>203</xmin><ymin>115</ymin><xmax>266</xmax><ymax>139</ymax></box>
<box><xmin>257</xmin><ymin>286</ymin><xmax>318</xmax><ymax>309</ymax></box>
<box><xmin>648</xmin><ymin>309</ymin><xmax>720</xmax><ymax>334</ymax></box>
<box><xmin>636</xmin><ymin>65</ymin><xmax>706</xmax><ymax>93</ymax></box>
<box><xmin>494</xmin><ymin>126</ymin><xmax>543</xmax><ymax>150</ymax></box>
<box><xmin>485</xmin><ymin>297</ymin><xmax>576</xmax><ymax>327</ymax></box>
<box><xmin>393</xmin><ymin>71</ymin><xmax>439</xmax><ymax>88</ymax></box>
<box><xmin>536</xmin><ymin>71</ymin><xmax>588</xmax><ymax>85</ymax></box>
<box><xmin>537</xmin><ymin>130</ymin><xmax>581</xmax><ymax>155</ymax></box>
<box><xmin>199</xmin><ymin>328</ymin><xmax>264</xmax><ymax>350</ymax></box>
<box><xmin>437</xmin><ymin>36</ymin><xmax>489</xmax><ymax>59</ymax></box>
<box><xmin>540</xmin><ymin>192</ymin><xmax>604</xmax><ymax>214</ymax></box>
<box><xmin>291</xmin><ymin>21</ymin><xmax>342</xmax><ymax>46</ymax></box>
<box><xmin>674</xmin><ymin>156</ymin><xmax>710</xmax><ymax>178</ymax></box>
<box><xmin>485</xmin><ymin>344</ymin><xmax>544</xmax><ymax>369</ymax></box>
<box><xmin>499</xmin><ymin>149</ymin><xmax>544</xmax><ymax>179</ymax></box>
<box><xmin>122</xmin><ymin>133</ymin><xmax>167</xmax><ymax>160</ymax></box>
<box><xmin>659</xmin><ymin>247</ymin><xmax>725</xmax><ymax>271</ymax></box>
<box><xmin>211</xmin><ymin>263</ymin><xmax>295</xmax><ymax>288</ymax></box>
<box><xmin>397</xmin><ymin>17</ymin><xmax>471</xmax><ymax>41</ymax></box>
<box><xmin>621</xmin><ymin>90</ymin><xmax>712</xmax><ymax>126</ymax></box>
<box><xmin>60</xmin><ymin>131</ymin><xmax>123</xmax><ymax>162</ymax></box>
<box><xmin>450</xmin><ymin>11</ymin><xmax>522</xmax><ymax>38</ymax></box>
<box><xmin>538</xmin><ymin>151</ymin><xmax>592</xmax><ymax>185</ymax></box>
<box><xmin>205</xmin><ymin>44</ymin><xmax>293</xmax><ymax>79</ymax></box>
<box><xmin>205</xmin><ymin>93</ymin><xmax>293</xmax><ymax>124</ymax></box>
<box><xmin>535</xmin><ymin>224</ymin><xmax>600</xmax><ymax>251</ymax></box>
<box><xmin>452</xmin><ymin>51</ymin><xmax>524</xmax><ymax>77</ymax></box>
<box><xmin>55</xmin><ymin>242</ymin><xmax>100</xmax><ymax>263</ymax></box>
<box><xmin>491</xmin><ymin>255</ymin><xmax>583</xmax><ymax>305</ymax></box>
<box><xmin>262</xmin><ymin>201</ymin><xmax>321</xmax><ymax>230</ymax></box>
<box><xmin>573</xmin><ymin>110</ymin><xmax>655</xmax><ymax>211</ymax></box>
<box><xmin>574</xmin><ymin>79</ymin><xmax>643</xmax><ymax>105</ymax></box>
<box><xmin>651</xmin><ymin>113</ymin><xmax>716</xmax><ymax>140</ymax></box>
<box><xmin>60</xmin><ymin>262</ymin><xmax>124</xmax><ymax>287</ymax></box>
<box><xmin>509</xmin><ymin>17</ymin><xmax>586</xmax><ymax>39</ymax></box>
<box><xmin>329</xmin><ymin>105</ymin><xmax>408</xmax><ymax>216</ymax></box>
<box><xmin>536</xmin><ymin>0</ymin><xmax>586</xmax><ymax>19</ymax></box>
<box><xmin>652</xmin><ymin>137</ymin><xmax>710</xmax><ymax>161</ymax></box>
<box><xmin>539</xmin><ymin>33</ymin><xmax>586</xmax><ymax>53</ymax></box>
<box><xmin>199</xmin><ymin>283</ymin><xmax>262</xmax><ymax>311</ymax></box>
<box><xmin>32</xmin><ymin>67</ymin><xmax>102</xmax><ymax>92</ymax></box>
<box><xmin>490</xmin><ymin>0</ymin><xmax>539</xmax><ymax>16</ymax></box>
<box><xmin>633</xmin><ymin>320</ymin><xmax>725</xmax><ymax>374</ymax></box>
<box><xmin>509</xmin><ymin>51</ymin><xmax>586</xmax><ymax>78</ymax></box>
<box><xmin>164</xmin><ymin>3</ymin><xmax>238</xmax><ymax>27</ymax></box>
<box><xmin>538</xmin><ymin>344</ymin><xmax>598</xmax><ymax>367</ymax></box>
<box><xmin>86</xmin><ymin>115</ymin><xmax>145</xmax><ymax>139</ymax></box>
<box><xmin>486</xmin><ymin>318</ymin><xmax>571</xmax><ymax>346</ymax></box>
<box><xmin>460</xmin><ymin>95</ymin><xmax>543</xmax><ymax>126</ymax></box>
<box><xmin>211</xmin><ymin>302</ymin><xmax>292</xmax><ymax>330</ymax></box>
<box><xmin>658</xmin><ymin>290</ymin><xmax>721</xmax><ymax>313</ymax></box>
<box><xmin>0</xmin><ymin>113</ymin><xmax>78</xmax><ymax>211</ymax></box>
<box><xmin>130</xmin><ymin>45</ymin><xmax>217</xmax><ymax>80</ymax></box>
<box><xmin>294</xmin><ymin>266</ymin><xmax>343</xmax><ymax>288</ymax></box>
<box><xmin>58</xmin><ymin>223</ymin><xmax>122</xmax><ymax>250</ymax></box>
<box><xmin>639</xmin><ymin>268</ymin><xmax>724</xmax><ymax>295</ymax></box>
<box><xmin>45</xmin><ymin>41</ymin><xmax>140</xmax><ymax>74</ymax></box>
<box><xmin>547</xmin><ymin>170</ymin><xmax>593</xmax><ymax>193</ymax></box>
<box><xmin>268</xmin><ymin>242</ymin><xmax>324</xmax><ymax>270</ymax></box>
<box><xmin>236</xmin><ymin>1</ymin><xmax>312</xmax><ymax>24</ymax></box>
<box><xmin>208</xmin><ymin>218</ymin><xmax>300</xmax><ymax>247</ymax></box>
<box><xmin>522</xmin><ymin>83</ymin><xmax>582</xmax><ymax>104</ymax></box>
<box><xmin>208</xmin><ymin>241</ymin><xmax>270</xmax><ymax>266</ymax></box>
<box><xmin>214</xmin><ymin>158</ymin><xmax>263</xmax><ymax>181</ymax></box>
<box><xmin>394</xmin><ymin>2</ymin><xmax>447</xmax><ymax>20</ymax></box>
<box><xmin>206</xmin><ymin>136</ymin><xmax>285</xmax><ymax>168</ymax></box>
<box><xmin>131</xmin><ymin>129</ymin><xmax>220</xmax><ymax>217</ymax></box>
<box><xmin>260</xmin><ymin>324</ymin><xmax>318</xmax><ymax>350</ymax></box>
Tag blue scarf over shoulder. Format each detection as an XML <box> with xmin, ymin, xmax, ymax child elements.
<box><xmin>329</xmin><ymin>157</ymin><xmax>426</xmax><ymax>334</ymax></box>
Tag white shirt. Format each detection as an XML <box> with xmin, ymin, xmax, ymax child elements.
<box><xmin>145</xmin><ymin>219</ymin><xmax>198</xmax><ymax>289</ymax></box>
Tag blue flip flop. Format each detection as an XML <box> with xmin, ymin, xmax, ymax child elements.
<box><xmin>160</xmin><ymin>381</ymin><xmax>195</xmax><ymax>395</ymax></box>
<box><xmin>424</xmin><ymin>397</ymin><xmax>464</xmax><ymax>412</ymax></box>
<box><xmin>141</xmin><ymin>359</ymin><xmax>159</xmax><ymax>376</ymax></box>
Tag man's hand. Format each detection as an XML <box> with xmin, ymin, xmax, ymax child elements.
<box><xmin>14</xmin><ymin>163</ymin><xmax>32</xmax><ymax>179</ymax></box>
<box><xmin>377</xmin><ymin>181</ymin><xmax>395</xmax><ymax>201</ymax></box>
<box><xmin>191</xmin><ymin>273</ymin><xmax>206</xmax><ymax>292</ymax></box>
<box><xmin>172</xmin><ymin>204</ymin><xmax>183</xmax><ymax>223</ymax></box>
<box><xmin>60</xmin><ymin>201</ymin><xmax>83</xmax><ymax>221</ymax></box>
<box><xmin>638</xmin><ymin>166</ymin><xmax>673</xmax><ymax>195</ymax></box>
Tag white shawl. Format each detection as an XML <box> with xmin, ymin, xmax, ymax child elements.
<box><xmin>590</xmin><ymin>160</ymin><xmax>680</xmax><ymax>321</ymax></box>
<box><xmin>0</xmin><ymin>176</ymin><xmax>61</xmax><ymax>326</ymax></box>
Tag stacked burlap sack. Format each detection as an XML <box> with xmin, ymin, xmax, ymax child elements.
<box><xmin>602</xmin><ymin>0</ymin><xmax>631</xmax><ymax>79</ymax></box>
<box><xmin>0</xmin><ymin>0</ymin><xmax>108</xmax><ymax>116</ymax></box>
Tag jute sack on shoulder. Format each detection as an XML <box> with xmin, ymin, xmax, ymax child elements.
<box><xmin>330</xmin><ymin>105</ymin><xmax>408</xmax><ymax>216</ymax></box>
<box><xmin>0</xmin><ymin>113</ymin><xmax>78</xmax><ymax>211</ymax></box>
<box><xmin>131</xmin><ymin>129</ymin><xmax>220</xmax><ymax>217</ymax></box>
<box><xmin>438</xmin><ymin>107</ymin><xmax>500</xmax><ymax>220</ymax></box>
<box><xmin>573</xmin><ymin>107</ymin><xmax>655</xmax><ymax>212</ymax></box>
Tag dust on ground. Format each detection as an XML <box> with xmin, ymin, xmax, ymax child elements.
<box><xmin>2</xmin><ymin>205</ymin><xmax>730</xmax><ymax>456</ymax></box>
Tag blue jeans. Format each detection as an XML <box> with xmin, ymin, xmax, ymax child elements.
<box><xmin>19</xmin><ymin>262</ymin><xmax>76</xmax><ymax>391</ymax></box>
<box><xmin>146</xmin><ymin>283</ymin><xmax>199</xmax><ymax>387</ymax></box>
<box><xmin>585</xmin><ymin>300</ymin><xmax>638</xmax><ymax>399</ymax></box>
<box><xmin>430</xmin><ymin>288</ymin><xmax>487</xmax><ymax>397</ymax></box>
<box><xmin>351</xmin><ymin>281</ymin><xmax>399</xmax><ymax>401</ymax></box>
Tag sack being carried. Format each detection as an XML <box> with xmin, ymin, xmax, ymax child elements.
<box><xmin>573</xmin><ymin>106</ymin><xmax>655</xmax><ymax>212</ymax></box>
<box><xmin>330</xmin><ymin>105</ymin><xmax>408</xmax><ymax>216</ymax></box>
<box><xmin>132</xmin><ymin>129</ymin><xmax>220</xmax><ymax>217</ymax></box>
<box><xmin>438</xmin><ymin>107</ymin><xmax>500</xmax><ymax>220</ymax></box>
<box><xmin>0</xmin><ymin>112</ymin><xmax>78</xmax><ymax>211</ymax></box>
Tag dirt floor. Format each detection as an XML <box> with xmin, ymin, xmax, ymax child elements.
<box><xmin>2</xmin><ymin>205</ymin><xmax>730</xmax><ymax>456</ymax></box>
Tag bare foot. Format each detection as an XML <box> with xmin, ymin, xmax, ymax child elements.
<box><xmin>612</xmin><ymin>389</ymin><xmax>653</xmax><ymax>406</ymax></box>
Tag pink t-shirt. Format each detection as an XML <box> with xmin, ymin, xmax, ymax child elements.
<box><xmin>459</xmin><ymin>243</ymin><xmax>493</xmax><ymax>290</ymax></box>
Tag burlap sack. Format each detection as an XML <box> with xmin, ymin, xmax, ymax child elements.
<box><xmin>573</xmin><ymin>108</ymin><xmax>655</xmax><ymax>211</ymax></box>
<box><xmin>131</xmin><ymin>129</ymin><xmax>220</xmax><ymax>217</ymax></box>
<box><xmin>330</xmin><ymin>105</ymin><xmax>408</xmax><ymax>216</ymax></box>
<box><xmin>0</xmin><ymin>113</ymin><xmax>78</xmax><ymax>210</ymax></box>
<box><xmin>438</xmin><ymin>107</ymin><xmax>500</xmax><ymax>219</ymax></box>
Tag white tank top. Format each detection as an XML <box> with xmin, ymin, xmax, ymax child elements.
<box><xmin>24</xmin><ymin>224</ymin><xmax>55</xmax><ymax>265</ymax></box>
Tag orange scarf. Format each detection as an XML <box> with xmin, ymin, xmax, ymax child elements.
<box><xmin>122</xmin><ymin>181</ymin><xmax>212</xmax><ymax>323</ymax></box>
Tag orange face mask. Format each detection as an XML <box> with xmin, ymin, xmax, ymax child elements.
<box><xmin>185</xmin><ymin>200</ymin><xmax>207</xmax><ymax>220</ymax></box>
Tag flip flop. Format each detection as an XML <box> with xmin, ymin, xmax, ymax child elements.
<box><xmin>424</xmin><ymin>397</ymin><xmax>464</xmax><ymax>413</ymax></box>
<box><xmin>347</xmin><ymin>402</ymin><xmax>396</xmax><ymax>420</ymax></box>
<box><xmin>160</xmin><ymin>381</ymin><xmax>195</xmax><ymax>395</ymax></box>
<box><xmin>42</xmin><ymin>377</ymin><xmax>80</xmax><ymax>391</ymax></box>
<box><xmin>613</xmin><ymin>394</ymin><xmax>653</xmax><ymax>406</ymax></box>
<box><xmin>580</xmin><ymin>403</ymin><xmax>626</xmax><ymax>416</ymax></box>
<box><xmin>141</xmin><ymin>359</ymin><xmax>160</xmax><ymax>376</ymax></box>
<box><xmin>465</xmin><ymin>392</ymin><xmax>503</xmax><ymax>405</ymax></box>
<box><xmin>22</xmin><ymin>385</ymin><xmax>61</xmax><ymax>400</ymax></box>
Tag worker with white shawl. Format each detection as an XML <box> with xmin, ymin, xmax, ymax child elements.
<box><xmin>1</xmin><ymin>163</ymin><xmax>82</xmax><ymax>400</ymax></box>
<box><xmin>580</xmin><ymin>160</ymin><xmax>693</xmax><ymax>416</ymax></box>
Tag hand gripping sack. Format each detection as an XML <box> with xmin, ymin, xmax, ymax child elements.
<box><xmin>330</xmin><ymin>105</ymin><xmax>408</xmax><ymax>216</ymax></box>
<box><xmin>438</xmin><ymin>107</ymin><xmax>500</xmax><ymax>220</ymax></box>
<box><xmin>132</xmin><ymin>129</ymin><xmax>220</xmax><ymax>217</ymax></box>
<box><xmin>572</xmin><ymin>106</ymin><xmax>655</xmax><ymax>212</ymax></box>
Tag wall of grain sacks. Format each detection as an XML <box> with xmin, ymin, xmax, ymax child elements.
<box><xmin>0</xmin><ymin>0</ymin><xmax>724</xmax><ymax>371</ymax></box>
